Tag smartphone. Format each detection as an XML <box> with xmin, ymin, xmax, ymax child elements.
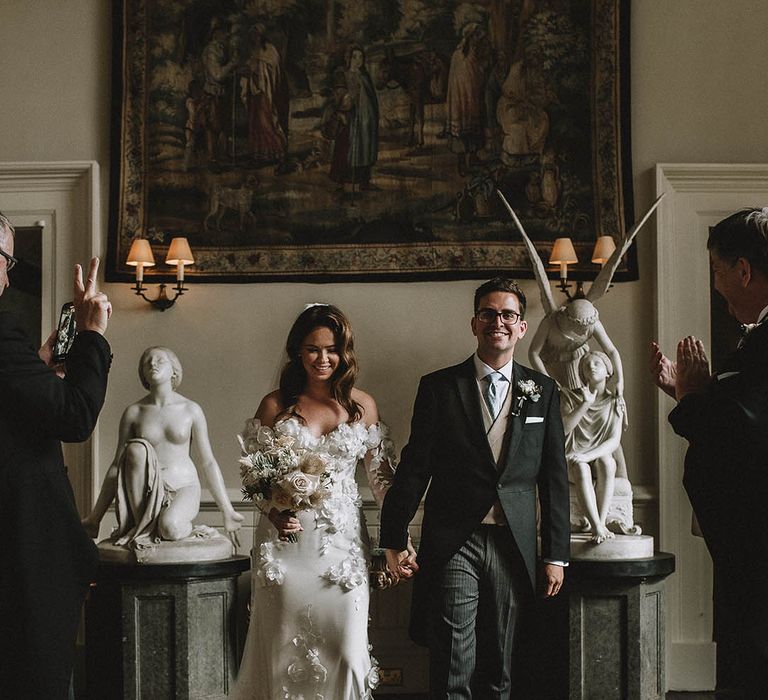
<box><xmin>53</xmin><ymin>302</ymin><xmax>76</xmax><ymax>363</ymax></box>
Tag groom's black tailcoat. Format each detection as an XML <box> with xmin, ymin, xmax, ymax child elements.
<box><xmin>668</xmin><ymin>320</ymin><xmax>768</xmax><ymax>693</ymax></box>
<box><xmin>380</xmin><ymin>356</ymin><xmax>570</xmax><ymax>645</ymax></box>
<box><xmin>0</xmin><ymin>312</ymin><xmax>112</xmax><ymax>699</ymax></box>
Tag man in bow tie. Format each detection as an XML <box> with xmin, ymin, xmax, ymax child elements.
<box><xmin>380</xmin><ymin>277</ymin><xmax>570</xmax><ymax>699</ymax></box>
<box><xmin>650</xmin><ymin>208</ymin><xmax>768</xmax><ymax>697</ymax></box>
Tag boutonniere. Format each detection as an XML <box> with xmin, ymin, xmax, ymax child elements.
<box><xmin>511</xmin><ymin>379</ymin><xmax>542</xmax><ymax>417</ymax></box>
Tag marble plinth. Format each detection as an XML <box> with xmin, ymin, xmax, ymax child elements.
<box><xmin>98</xmin><ymin>525</ymin><xmax>234</xmax><ymax>564</ymax></box>
<box><xmin>570</xmin><ymin>533</ymin><xmax>655</xmax><ymax>560</ymax></box>
<box><xmin>568</xmin><ymin>553</ymin><xmax>676</xmax><ymax>700</ymax></box>
<box><xmin>85</xmin><ymin>556</ymin><xmax>249</xmax><ymax>700</ymax></box>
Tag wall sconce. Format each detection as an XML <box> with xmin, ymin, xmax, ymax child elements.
<box><xmin>126</xmin><ymin>237</ymin><xmax>194</xmax><ymax>311</ymax></box>
<box><xmin>591</xmin><ymin>235</ymin><xmax>616</xmax><ymax>267</ymax></box>
<box><xmin>549</xmin><ymin>237</ymin><xmax>582</xmax><ymax>299</ymax></box>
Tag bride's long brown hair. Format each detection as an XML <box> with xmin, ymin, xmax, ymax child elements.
<box><xmin>279</xmin><ymin>305</ymin><xmax>361</xmax><ymax>422</ymax></box>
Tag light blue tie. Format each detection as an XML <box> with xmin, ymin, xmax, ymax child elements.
<box><xmin>483</xmin><ymin>372</ymin><xmax>505</xmax><ymax>419</ymax></box>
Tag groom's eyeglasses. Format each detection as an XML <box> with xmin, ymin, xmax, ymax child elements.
<box><xmin>475</xmin><ymin>309</ymin><xmax>522</xmax><ymax>325</ymax></box>
<box><xmin>0</xmin><ymin>248</ymin><xmax>17</xmax><ymax>272</ymax></box>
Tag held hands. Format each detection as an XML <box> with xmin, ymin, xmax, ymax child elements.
<box><xmin>674</xmin><ymin>336</ymin><xmax>711</xmax><ymax>400</ymax></box>
<box><xmin>385</xmin><ymin>537</ymin><xmax>419</xmax><ymax>582</ymax></box>
<box><xmin>74</xmin><ymin>258</ymin><xmax>112</xmax><ymax>335</ymax></box>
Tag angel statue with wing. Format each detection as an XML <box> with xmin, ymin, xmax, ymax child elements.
<box><xmin>497</xmin><ymin>191</ymin><xmax>663</xmax><ymax>543</ymax></box>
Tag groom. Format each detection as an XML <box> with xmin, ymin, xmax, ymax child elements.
<box><xmin>380</xmin><ymin>277</ymin><xmax>570</xmax><ymax>698</ymax></box>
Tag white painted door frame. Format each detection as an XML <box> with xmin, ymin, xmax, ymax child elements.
<box><xmin>0</xmin><ymin>161</ymin><xmax>101</xmax><ymax>514</ymax></box>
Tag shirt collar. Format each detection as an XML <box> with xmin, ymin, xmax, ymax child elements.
<box><xmin>474</xmin><ymin>354</ymin><xmax>514</xmax><ymax>383</ymax></box>
<box><xmin>758</xmin><ymin>304</ymin><xmax>768</xmax><ymax>325</ymax></box>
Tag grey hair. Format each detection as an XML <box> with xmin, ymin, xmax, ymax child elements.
<box><xmin>0</xmin><ymin>211</ymin><xmax>15</xmax><ymax>247</ymax></box>
<box><xmin>744</xmin><ymin>207</ymin><xmax>768</xmax><ymax>237</ymax></box>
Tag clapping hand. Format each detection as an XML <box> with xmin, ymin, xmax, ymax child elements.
<box><xmin>674</xmin><ymin>336</ymin><xmax>711</xmax><ymax>400</ymax></box>
<box><xmin>649</xmin><ymin>341</ymin><xmax>677</xmax><ymax>399</ymax></box>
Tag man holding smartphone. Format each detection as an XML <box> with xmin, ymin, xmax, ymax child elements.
<box><xmin>0</xmin><ymin>211</ymin><xmax>113</xmax><ymax>699</ymax></box>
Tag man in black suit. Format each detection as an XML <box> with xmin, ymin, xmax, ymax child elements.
<box><xmin>651</xmin><ymin>208</ymin><xmax>768</xmax><ymax>698</ymax></box>
<box><xmin>0</xmin><ymin>211</ymin><xmax>113</xmax><ymax>699</ymax></box>
<box><xmin>380</xmin><ymin>277</ymin><xmax>570</xmax><ymax>699</ymax></box>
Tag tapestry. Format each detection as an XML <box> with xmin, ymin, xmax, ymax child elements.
<box><xmin>107</xmin><ymin>0</ymin><xmax>633</xmax><ymax>283</ymax></box>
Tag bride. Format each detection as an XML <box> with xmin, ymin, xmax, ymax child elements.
<box><xmin>231</xmin><ymin>304</ymin><xmax>415</xmax><ymax>700</ymax></box>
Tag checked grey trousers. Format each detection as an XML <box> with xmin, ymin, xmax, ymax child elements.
<box><xmin>428</xmin><ymin>525</ymin><xmax>532</xmax><ymax>700</ymax></box>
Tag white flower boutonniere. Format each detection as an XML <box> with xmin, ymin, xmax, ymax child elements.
<box><xmin>511</xmin><ymin>379</ymin><xmax>542</xmax><ymax>416</ymax></box>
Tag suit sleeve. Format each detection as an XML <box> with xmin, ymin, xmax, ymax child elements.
<box><xmin>537</xmin><ymin>384</ymin><xmax>571</xmax><ymax>564</ymax></box>
<box><xmin>379</xmin><ymin>375</ymin><xmax>437</xmax><ymax>551</ymax></box>
<box><xmin>0</xmin><ymin>320</ymin><xmax>112</xmax><ymax>443</ymax></box>
<box><xmin>669</xmin><ymin>382</ymin><xmax>744</xmax><ymax>444</ymax></box>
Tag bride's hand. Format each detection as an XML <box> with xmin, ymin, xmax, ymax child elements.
<box><xmin>269</xmin><ymin>508</ymin><xmax>303</xmax><ymax>539</ymax></box>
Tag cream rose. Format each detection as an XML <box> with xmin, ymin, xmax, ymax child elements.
<box><xmin>298</xmin><ymin>453</ymin><xmax>327</xmax><ymax>476</ymax></box>
<box><xmin>278</xmin><ymin>470</ymin><xmax>320</xmax><ymax>506</ymax></box>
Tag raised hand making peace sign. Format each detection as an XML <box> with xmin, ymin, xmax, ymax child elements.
<box><xmin>74</xmin><ymin>257</ymin><xmax>112</xmax><ymax>335</ymax></box>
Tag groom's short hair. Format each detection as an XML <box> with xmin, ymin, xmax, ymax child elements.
<box><xmin>474</xmin><ymin>277</ymin><xmax>527</xmax><ymax>319</ymax></box>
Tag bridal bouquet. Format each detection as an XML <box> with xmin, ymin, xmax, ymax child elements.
<box><xmin>238</xmin><ymin>421</ymin><xmax>333</xmax><ymax>542</ymax></box>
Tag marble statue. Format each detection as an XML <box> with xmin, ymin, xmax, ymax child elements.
<box><xmin>561</xmin><ymin>351</ymin><xmax>633</xmax><ymax>542</ymax></box>
<box><xmin>82</xmin><ymin>346</ymin><xmax>244</xmax><ymax>563</ymax></box>
<box><xmin>497</xmin><ymin>191</ymin><xmax>663</xmax><ymax>548</ymax></box>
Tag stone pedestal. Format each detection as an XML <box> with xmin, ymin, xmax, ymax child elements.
<box><xmin>85</xmin><ymin>556</ymin><xmax>250</xmax><ymax>700</ymax></box>
<box><xmin>568</xmin><ymin>553</ymin><xmax>675</xmax><ymax>700</ymax></box>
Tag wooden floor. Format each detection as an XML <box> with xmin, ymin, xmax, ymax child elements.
<box><xmin>374</xmin><ymin>693</ymin><xmax>716</xmax><ymax>699</ymax></box>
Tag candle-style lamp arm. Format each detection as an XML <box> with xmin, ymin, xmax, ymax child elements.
<box><xmin>557</xmin><ymin>278</ymin><xmax>586</xmax><ymax>301</ymax></box>
<box><xmin>131</xmin><ymin>280</ymin><xmax>187</xmax><ymax>311</ymax></box>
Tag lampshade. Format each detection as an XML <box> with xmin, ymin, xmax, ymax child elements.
<box><xmin>165</xmin><ymin>237</ymin><xmax>194</xmax><ymax>265</ymax></box>
<box><xmin>591</xmin><ymin>235</ymin><xmax>616</xmax><ymax>265</ymax></box>
<box><xmin>126</xmin><ymin>239</ymin><xmax>156</xmax><ymax>267</ymax></box>
<box><xmin>549</xmin><ymin>237</ymin><xmax>578</xmax><ymax>265</ymax></box>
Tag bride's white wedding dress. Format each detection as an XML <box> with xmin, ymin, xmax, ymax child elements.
<box><xmin>230</xmin><ymin>416</ymin><xmax>393</xmax><ymax>700</ymax></box>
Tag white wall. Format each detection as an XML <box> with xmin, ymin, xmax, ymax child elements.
<box><xmin>3</xmin><ymin>0</ymin><xmax>768</xmax><ymax>526</ymax></box>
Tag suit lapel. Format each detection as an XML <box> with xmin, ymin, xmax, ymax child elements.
<box><xmin>455</xmin><ymin>357</ymin><xmax>497</xmax><ymax>467</ymax></box>
<box><xmin>498</xmin><ymin>362</ymin><xmax>525</xmax><ymax>472</ymax></box>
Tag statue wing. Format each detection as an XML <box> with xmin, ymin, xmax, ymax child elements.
<box><xmin>587</xmin><ymin>194</ymin><xmax>665</xmax><ymax>303</ymax></box>
<box><xmin>496</xmin><ymin>189</ymin><xmax>557</xmax><ymax>315</ymax></box>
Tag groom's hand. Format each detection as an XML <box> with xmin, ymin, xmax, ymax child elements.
<box><xmin>542</xmin><ymin>563</ymin><xmax>564</xmax><ymax>598</ymax></box>
<box><xmin>385</xmin><ymin>547</ymin><xmax>417</xmax><ymax>581</ymax></box>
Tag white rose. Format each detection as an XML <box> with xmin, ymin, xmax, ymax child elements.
<box><xmin>278</xmin><ymin>417</ymin><xmax>301</xmax><ymax>439</ymax></box>
<box><xmin>256</xmin><ymin>425</ymin><xmax>274</xmax><ymax>445</ymax></box>
<box><xmin>262</xmin><ymin>561</ymin><xmax>284</xmax><ymax>586</ymax></box>
<box><xmin>279</xmin><ymin>470</ymin><xmax>320</xmax><ymax>503</ymax></box>
<box><xmin>364</xmin><ymin>423</ymin><xmax>382</xmax><ymax>449</ymax></box>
